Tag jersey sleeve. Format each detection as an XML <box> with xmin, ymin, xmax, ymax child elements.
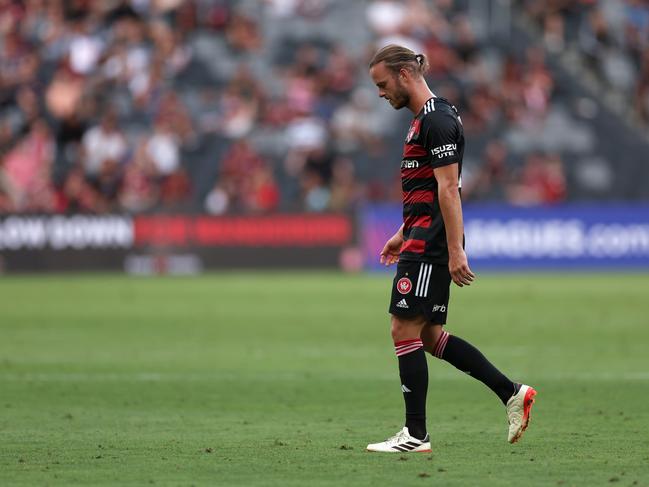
<box><xmin>422</xmin><ymin>111</ymin><xmax>462</xmax><ymax>168</ymax></box>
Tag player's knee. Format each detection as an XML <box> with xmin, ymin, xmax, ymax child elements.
<box><xmin>420</xmin><ymin>324</ymin><xmax>445</xmax><ymax>354</ymax></box>
<box><xmin>429</xmin><ymin>324</ymin><xmax>444</xmax><ymax>345</ymax></box>
<box><xmin>390</xmin><ymin>320</ymin><xmax>402</xmax><ymax>342</ymax></box>
<box><xmin>390</xmin><ymin>315</ymin><xmax>423</xmax><ymax>342</ymax></box>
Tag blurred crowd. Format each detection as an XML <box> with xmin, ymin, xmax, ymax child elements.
<box><xmin>519</xmin><ymin>0</ymin><xmax>649</xmax><ymax>125</ymax></box>
<box><xmin>3</xmin><ymin>0</ymin><xmax>643</xmax><ymax>215</ymax></box>
<box><xmin>0</xmin><ymin>0</ymin><xmax>198</xmax><ymax>213</ymax></box>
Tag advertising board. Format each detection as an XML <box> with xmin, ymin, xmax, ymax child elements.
<box><xmin>0</xmin><ymin>214</ymin><xmax>354</xmax><ymax>273</ymax></box>
<box><xmin>361</xmin><ymin>204</ymin><xmax>649</xmax><ymax>271</ymax></box>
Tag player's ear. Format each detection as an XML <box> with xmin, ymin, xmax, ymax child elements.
<box><xmin>398</xmin><ymin>67</ymin><xmax>413</xmax><ymax>84</ymax></box>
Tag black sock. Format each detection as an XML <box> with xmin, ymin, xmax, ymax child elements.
<box><xmin>395</xmin><ymin>339</ymin><xmax>428</xmax><ymax>440</ymax></box>
<box><xmin>432</xmin><ymin>331</ymin><xmax>516</xmax><ymax>405</ymax></box>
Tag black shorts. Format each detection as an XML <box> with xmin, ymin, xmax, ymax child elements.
<box><xmin>388</xmin><ymin>260</ymin><xmax>452</xmax><ymax>324</ymax></box>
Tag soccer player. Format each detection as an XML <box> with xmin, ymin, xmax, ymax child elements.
<box><xmin>366</xmin><ymin>45</ymin><xmax>536</xmax><ymax>453</ymax></box>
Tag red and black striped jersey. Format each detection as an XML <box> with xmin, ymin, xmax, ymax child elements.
<box><xmin>400</xmin><ymin>96</ymin><xmax>464</xmax><ymax>264</ymax></box>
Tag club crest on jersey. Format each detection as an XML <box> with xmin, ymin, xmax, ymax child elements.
<box><xmin>405</xmin><ymin>119</ymin><xmax>421</xmax><ymax>143</ymax></box>
<box><xmin>397</xmin><ymin>277</ymin><xmax>413</xmax><ymax>294</ymax></box>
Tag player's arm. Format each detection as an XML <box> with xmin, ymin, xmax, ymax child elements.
<box><xmin>380</xmin><ymin>223</ymin><xmax>404</xmax><ymax>266</ymax></box>
<box><xmin>434</xmin><ymin>164</ymin><xmax>475</xmax><ymax>287</ymax></box>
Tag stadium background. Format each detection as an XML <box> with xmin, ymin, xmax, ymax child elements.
<box><xmin>1</xmin><ymin>1</ymin><xmax>649</xmax><ymax>486</ymax></box>
<box><xmin>1</xmin><ymin>0</ymin><xmax>648</xmax><ymax>272</ymax></box>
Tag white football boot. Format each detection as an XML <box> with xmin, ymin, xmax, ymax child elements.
<box><xmin>366</xmin><ymin>427</ymin><xmax>431</xmax><ymax>453</ymax></box>
<box><xmin>506</xmin><ymin>384</ymin><xmax>537</xmax><ymax>443</ymax></box>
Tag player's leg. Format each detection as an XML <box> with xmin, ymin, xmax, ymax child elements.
<box><xmin>367</xmin><ymin>261</ymin><xmax>432</xmax><ymax>453</ymax></box>
<box><xmin>418</xmin><ymin>266</ymin><xmax>519</xmax><ymax>405</ymax></box>
<box><xmin>419</xmin><ymin>267</ymin><xmax>537</xmax><ymax>443</ymax></box>
<box><xmin>420</xmin><ymin>322</ymin><xmax>443</xmax><ymax>353</ymax></box>
<box><xmin>421</xmin><ymin>322</ymin><xmax>518</xmax><ymax>405</ymax></box>
<box><xmin>391</xmin><ymin>314</ymin><xmax>428</xmax><ymax>440</ymax></box>
<box><xmin>422</xmin><ymin>323</ymin><xmax>536</xmax><ymax>443</ymax></box>
<box><xmin>367</xmin><ymin>314</ymin><xmax>432</xmax><ymax>453</ymax></box>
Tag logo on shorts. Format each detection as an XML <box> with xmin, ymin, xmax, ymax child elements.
<box><xmin>432</xmin><ymin>304</ymin><xmax>447</xmax><ymax>313</ymax></box>
<box><xmin>397</xmin><ymin>277</ymin><xmax>412</xmax><ymax>294</ymax></box>
<box><xmin>396</xmin><ymin>299</ymin><xmax>409</xmax><ymax>309</ymax></box>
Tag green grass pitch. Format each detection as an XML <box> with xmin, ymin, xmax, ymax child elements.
<box><xmin>1</xmin><ymin>271</ymin><xmax>648</xmax><ymax>486</ymax></box>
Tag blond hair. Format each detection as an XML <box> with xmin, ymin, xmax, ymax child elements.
<box><xmin>369</xmin><ymin>44</ymin><xmax>429</xmax><ymax>77</ymax></box>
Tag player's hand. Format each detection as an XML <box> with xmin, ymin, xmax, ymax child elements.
<box><xmin>448</xmin><ymin>249</ymin><xmax>475</xmax><ymax>287</ymax></box>
<box><xmin>379</xmin><ymin>233</ymin><xmax>403</xmax><ymax>266</ymax></box>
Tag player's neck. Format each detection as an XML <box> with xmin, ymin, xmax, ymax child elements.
<box><xmin>408</xmin><ymin>83</ymin><xmax>435</xmax><ymax>115</ymax></box>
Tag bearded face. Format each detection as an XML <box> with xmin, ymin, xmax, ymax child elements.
<box><xmin>370</xmin><ymin>63</ymin><xmax>412</xmax><ymax>111</ymax></box>
<box><xmin>387</xmin><ymin>75</ymin><xmax>410</xmax><ymax>110</ymax></box>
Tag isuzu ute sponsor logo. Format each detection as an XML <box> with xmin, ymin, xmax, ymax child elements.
<box><xmin>432</xmin><ymin>143</ymin><xmax>457</xmax><ymax>159</ymax></box>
